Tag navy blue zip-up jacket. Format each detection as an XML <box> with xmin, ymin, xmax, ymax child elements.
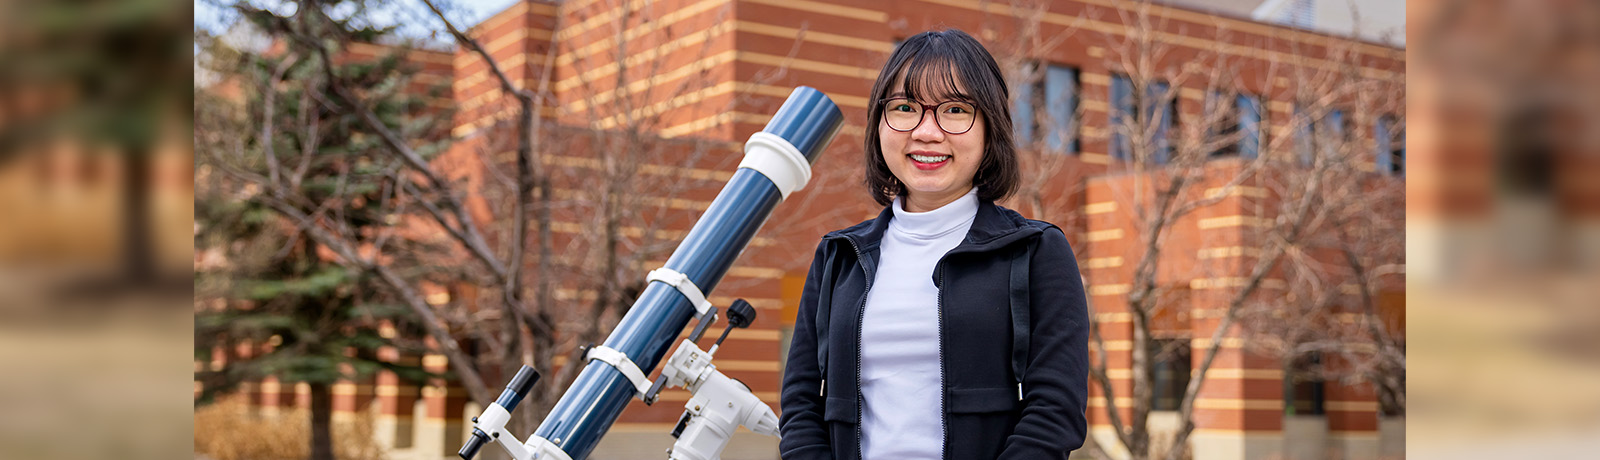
<box><xmin>779</xmin><ymin>199</ymin><xmax>1089</xmax><ymax>460</ymax></box>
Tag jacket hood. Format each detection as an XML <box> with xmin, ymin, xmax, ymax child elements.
<box><xmin>824</xmin><ymin>199</ymin><xmax>1047</xmax><ymax>254</ymax></box>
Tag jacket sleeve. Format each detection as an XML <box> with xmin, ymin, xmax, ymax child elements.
<box><xmin>778</xmin><ymin>240</ymin><xmax>834</xmax><ymax>460</ymax></box>
<box><xmin>1000</xmin><ymin>227</ymin><xmax>1091</xmax><ymax>459</ymax></box>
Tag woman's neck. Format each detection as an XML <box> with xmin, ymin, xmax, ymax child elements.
<box><xmin>903</xmin><ymin>186</ymin><xmax>975</xmax><ymax>213</ymax></box>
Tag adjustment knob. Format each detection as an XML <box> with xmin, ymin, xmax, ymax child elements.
<box><xmin>726</xmin><ymin>299</ymin><xmax>756</xmax><ymax>329</ymax></box>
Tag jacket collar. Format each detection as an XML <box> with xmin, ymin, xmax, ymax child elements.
<box><xmin>824</xmin><ymin>198</ymin><xmax>1043</xmax><ymax>255</ymax></box>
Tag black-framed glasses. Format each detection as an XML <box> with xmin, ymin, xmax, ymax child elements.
<box><xmin>881</xmin><ymin>97</ymin><xmax>979</xmax><ymax>134</ymax></box>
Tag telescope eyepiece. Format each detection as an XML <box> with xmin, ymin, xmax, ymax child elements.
<box><xmin>459</xmin><ymin>429</ymin><xmax>490</xmax><ymax>460</ymax></box>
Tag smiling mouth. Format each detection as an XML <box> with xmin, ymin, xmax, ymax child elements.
<box><xmin>909</xmin><ymin>153</ymin><xmax>951</xmax><ymax>164</ymax></box>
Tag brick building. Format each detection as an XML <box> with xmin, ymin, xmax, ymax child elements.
<box><xmin>228</xmin><ymin>1</ymin><xmax>1405</xmax><ymax>459</ymax></box>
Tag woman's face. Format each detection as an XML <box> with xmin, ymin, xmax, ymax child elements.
<box><xmin>878</xmin><ymin>70</ymin><xmax>986</xmax><ymax>212</ymax></box>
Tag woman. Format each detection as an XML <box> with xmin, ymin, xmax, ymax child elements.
<box><xmin>779</xmin><ymin>29</ymin><xmax>1089</xmax><ymax>460</ymax></box>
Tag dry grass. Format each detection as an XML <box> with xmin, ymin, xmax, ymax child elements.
<box><xmin>194</xmin><ymin>396</ymin><xmax>385</xmax><ymax>460</ymax></box>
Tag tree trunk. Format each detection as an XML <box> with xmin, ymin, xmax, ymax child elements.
<box><xmin>308</xmin><ymin>381</ymin><xmax>335</xmax><ymax>460</ymax></box>
<box><xmin>1129</xmin><ymin>315</ymin><xmax>1152</xmax><ymax>459</ymax></box>
<box><xmin>122</xmin><ymin>146</ymin><xmax>155</xmax><ymax>283</ymax></box>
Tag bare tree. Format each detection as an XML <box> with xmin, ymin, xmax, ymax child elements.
<box><xmin>1046</xmin><ymin>2</ymin><xmax>1410</xmax><ymax>459</ymax></box>
<box><xmin>199</xmin><ymin>3</ymin><xmax>815</xmax><ymax>450</ymax></box>
<box><xmin>981</xmin><ymin>0</ymin><xmax>1089</xmax><ymax>225</ymax></box>
<box><xmin>432</xmin><ymin>0</ymin><xmax>806</xmax><ymax>420</ymax></box>
<box><xmin>412</xmin><ymin>0</ymin><xmax>564</xmax><ymax>435</ymax></box>
<box><xmin>1235</xmin><ymin>79</ymin><xmax>1406</xmax><ymax>420</ymax></box>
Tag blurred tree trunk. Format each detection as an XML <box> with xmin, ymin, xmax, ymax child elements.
<box><xmin>121</xmin><ymin>146</ymin><xmax>153</xmax><ymax>283</ymax></box>
<box><xmin>308</xmin><ymin>382</ymin><xmax>335</xmax><ymax>460</ymax></box>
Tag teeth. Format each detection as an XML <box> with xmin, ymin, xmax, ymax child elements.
<box><xmin>910</xmin><ymin>154</ymin><xmax>949</xmax><ymax>163</ymax></box>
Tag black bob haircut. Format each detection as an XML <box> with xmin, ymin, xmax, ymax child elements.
<box><xmin>864</xmin><ymin>28</ymin><xmax>1019</xmax><ymax>206</ymax></box>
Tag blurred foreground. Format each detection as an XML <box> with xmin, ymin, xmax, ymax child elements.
<box><xmin>194</xmin><ymin>397</ymin><xmax>385</xmax><ymax>460</ymax></box>
<box><xmin>1408</xmin><ymin>1</ymin><xmax>1600</xmax><ymax>459</ymax></box>
<box><xmin>0</xmin><ymin>0</ymin><xmax>193</xmax><ymax>458</ymax></box>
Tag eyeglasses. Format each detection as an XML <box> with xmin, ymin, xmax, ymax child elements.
<box><xmin>880</xmin><ymin>97</ymin><xmax>979</xmax><ymax>135</ymax></box>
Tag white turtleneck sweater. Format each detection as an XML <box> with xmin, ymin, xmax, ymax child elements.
<box><xmin>859</xmin><ymin>189</ymin><xmax>979</xmax><ymax>460</ymax></box>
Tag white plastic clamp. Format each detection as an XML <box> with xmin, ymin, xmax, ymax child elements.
<box><xmin>586</xmin><ymin>345</ymin><xmax>653</xmax><ymax>396</ymax></box>
<box><xmin>740</xmin><ymin>131</ymin><xmax>813</xmax><ymax>200</ymax></box>
<box><xmin>476</xmin><ymin>403</ymin><xmax>512</xmax><ymax>434</ymax></box>
<box><xmin>468</xmin><ymin>403</ymin><xmax>571</xmax><ymax>460</ymax></box>
<box><xmin>647</xmin><ymin>268</ymin><xmax>713</xmax><ymax>318</ymax></box>
<box><xmin>525</xmin><ymin>436</ymin><xmax>574</xmax><ymax>460</ymax></box>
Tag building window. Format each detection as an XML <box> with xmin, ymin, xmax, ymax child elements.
<box><xmin>1149</xmin><ymin>338</ymin><xmax>1191</xmax><ymax>411</ymax></box>
<box><xmin>1044</xmin><ymin>65</ymin><xmax>1079</xmax><ymax>154</ymax></box>
<box><xmin>1207</xmin><ymin>92</ymin><xmax>1264</xmax><ymax>159</ymax></box>
<box><xmin>1376</xmin><ymin>114</ymin><xmax>1405</xmax><ymax>176</ymax></box>
<box><xmin>1012</xmin><ymin>63</ymin><xmax>1080</xmax><ymax>154</ymax></box>
<box><xmin>1285</xmin><ymin>352</ymin><xmax>1326</xmax><ymax>416</ymax></box>
<box><xmin>1111</xmin><ymin>74</ymin><xmax>1131</xmax><ymax>161</ymax></box>
<box><xmin>1296</xmin><ymin>105</ymin><xmax>1349</xmax><ymax>166</ymax></box>
<box><xmin>1239</xmin><ymin>95</ymin><xmax>1263</xmax><ymax>159</ymax></box>
<box><xmin>1294</xmin><ymin>104</ymin><xmax>1311</xmax><ymax>165</ymax></box>
<box><xmin>1110</xmin><ymin>74</ymin><xmax>1176</xmax><ymax>164</ymax></box>
<box><xmin>1012</xmin><ymin>62</ymin><xmax>1038</xmax><ymax>147</ymax></box>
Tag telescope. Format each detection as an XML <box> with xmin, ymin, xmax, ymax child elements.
<box><xmin>459</xmin><ymin>86</ymin><xmax>844</xmax><ymax>460</ymax></box>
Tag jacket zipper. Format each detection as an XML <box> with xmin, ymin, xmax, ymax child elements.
<box><xmin>846</xmin><ymin>237</ymin><xmax>872</xmax><ymax>459</ymax></box>
<box><xmin>935</xmin><ymin>261</ymin><xmax>949</xmax><ymax>460</ymax></box>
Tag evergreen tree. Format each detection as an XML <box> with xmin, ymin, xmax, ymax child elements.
<box><xmin>194</xmin><ymin>4</ymin><xmax>452</xmax><ymax>457</ymax></box>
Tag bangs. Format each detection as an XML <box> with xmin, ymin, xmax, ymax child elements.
<box><xmin>893</xmin><ymin>55</ymin><xmax>972</xmax><ymax>103</ymax></box>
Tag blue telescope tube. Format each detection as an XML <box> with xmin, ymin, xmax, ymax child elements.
<box><xmin>529</xmin><ymin>86</ymin><xmax>843</xmax><ymax>460</ymax></box>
